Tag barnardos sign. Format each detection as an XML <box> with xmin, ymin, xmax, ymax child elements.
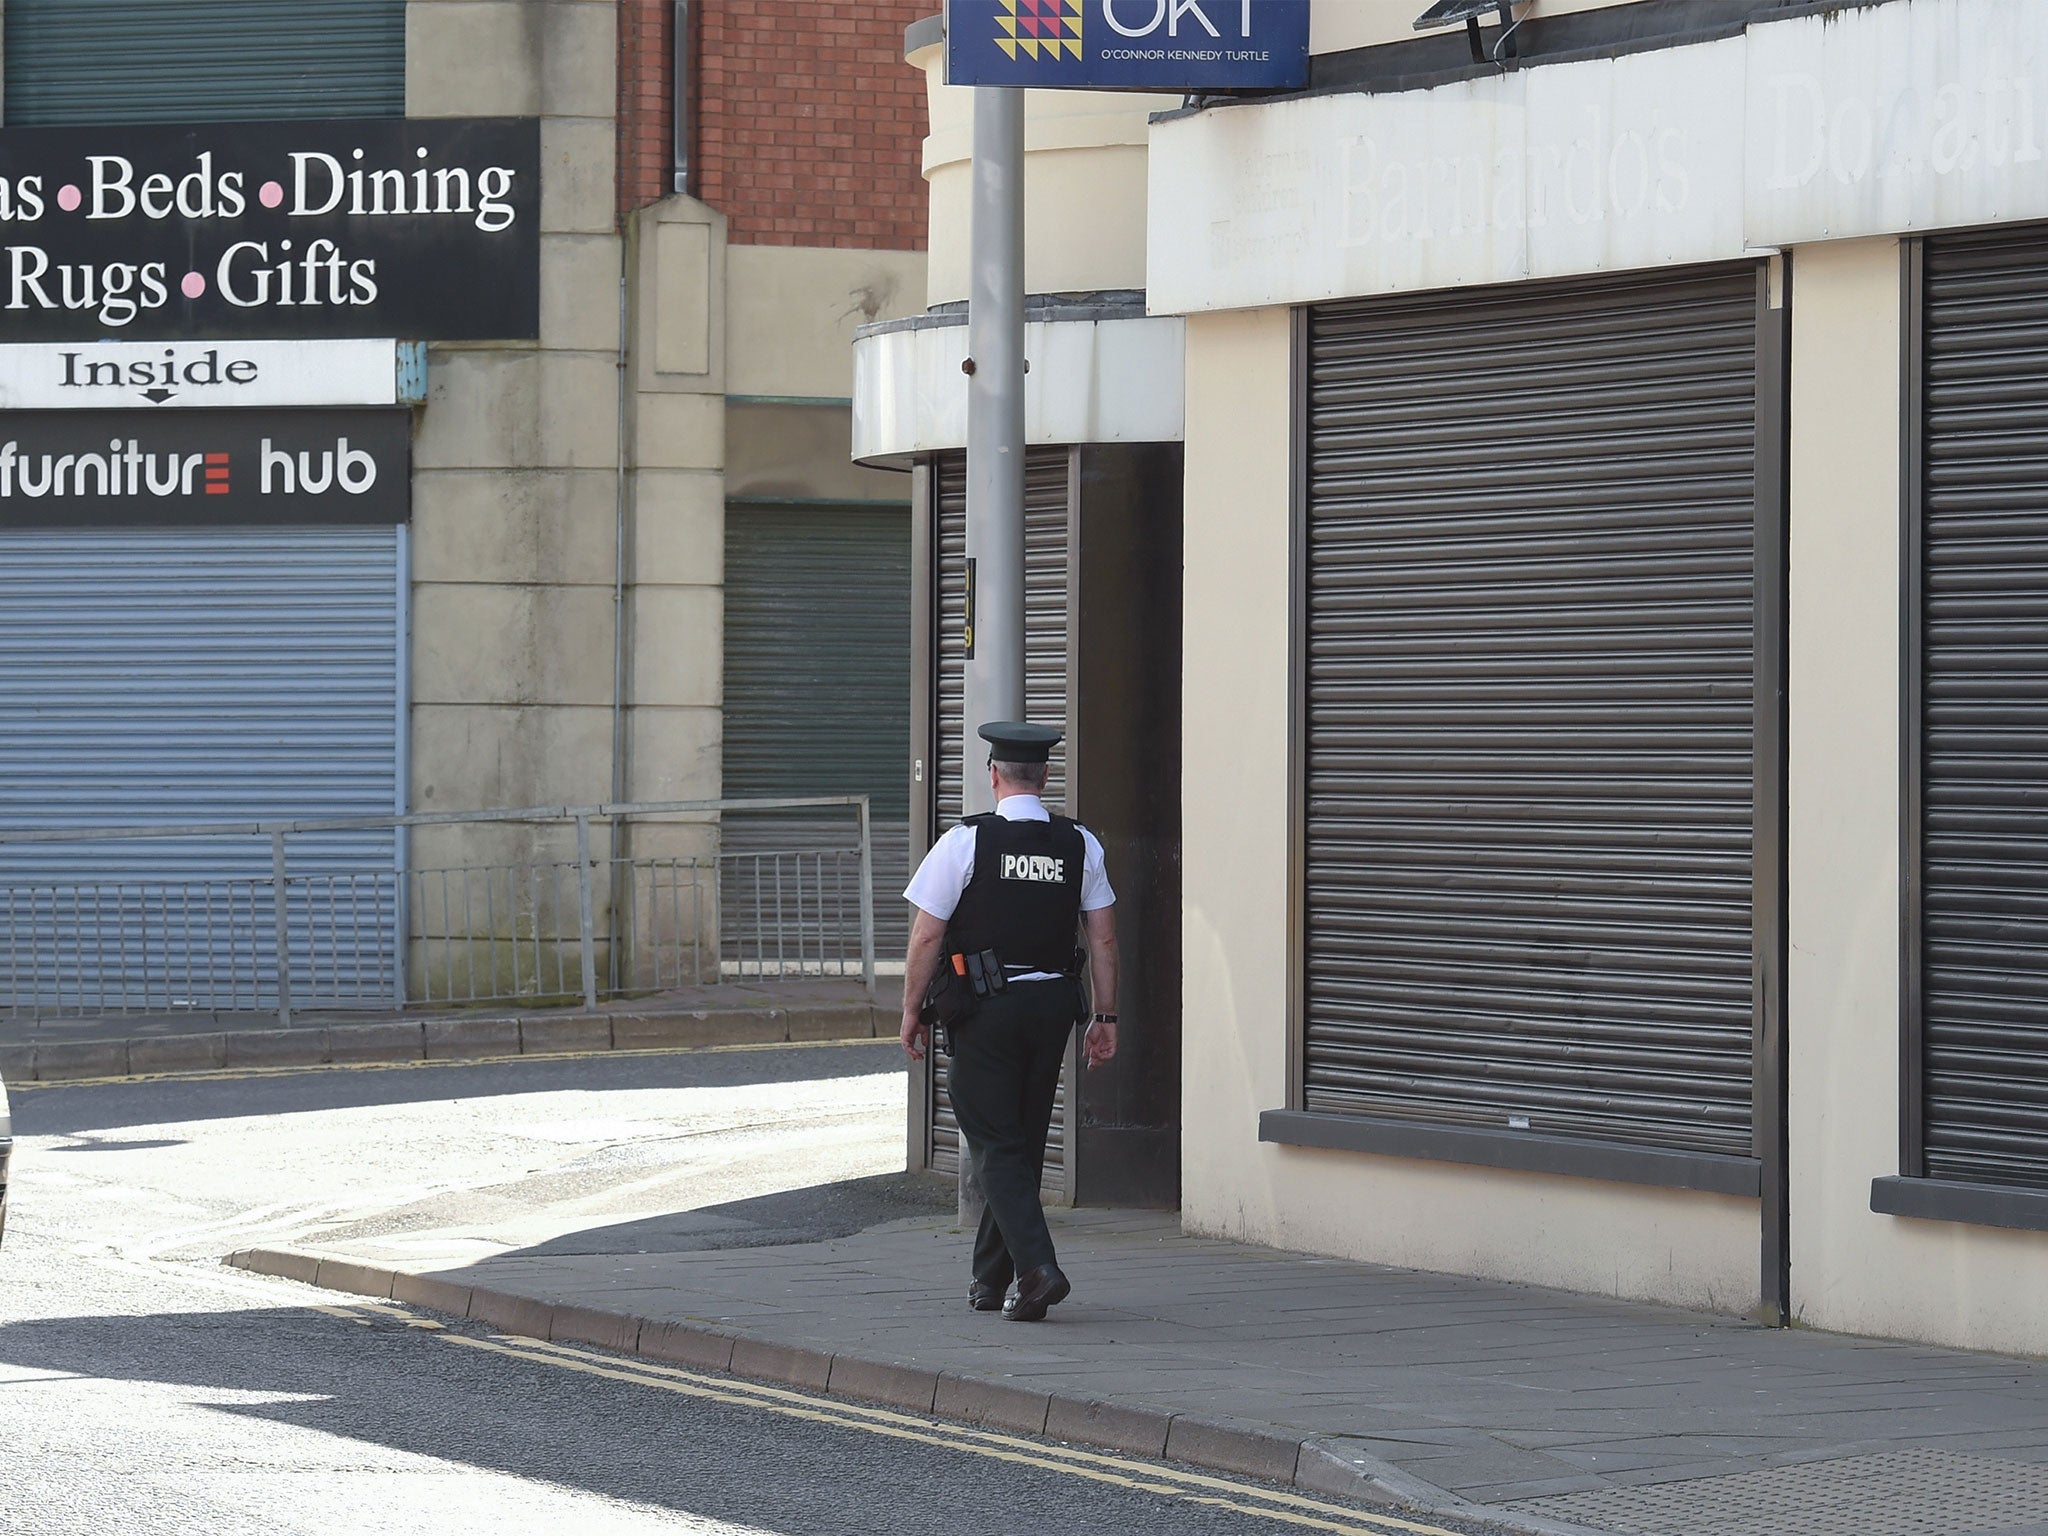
<box><xmin>0</xmin><ymin>118</ymin><xmax>538</xmax><ymax>342</ymax></box>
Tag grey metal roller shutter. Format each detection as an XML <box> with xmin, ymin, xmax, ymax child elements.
<box><xmin>0</xmin><ymin>526</ymin><xmax>404</xmax><ymax>1009</ymax></box>
<box><xmin>722</xmin><ymin>502</ymin><xmax>913</xmax><ymax>956</ymax></box>
<box><xmin>1916</xmin><ymin>225</ymin><xmax>2048</xmax><ymax>1191</ymax></box>
<box><xmin>933</xmin><ymin>451</ymin><xmax>1074</xmax><ymax>824</ymax></box>
<box><xmin>4</xmin><ymin>0</ymin><xmax>406</xmax><ymax>126</ymax></box>
<box><xmin>1304</xmin><ymin>265</ymin><xmax>1761</xmax><ymax>1159</ymax></box>
<box><xmin>928</xmin><ymin>448</ymin><xmax>1072</xmax><ymax>1186</ymax></box>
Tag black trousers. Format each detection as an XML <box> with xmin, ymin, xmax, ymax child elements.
<box><xmin>944</xmin><ymin>978</ymin><xmax>1080</xmax><ymax>1289</ymax></box>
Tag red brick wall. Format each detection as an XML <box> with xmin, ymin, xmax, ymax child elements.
<box><xmin>619</xmin><ymin>0</ymin><xmax>929</xmax><ymax>248</ymax></box>
<box><xmin>618</xmin><ymin>0</ymin><xmax>676</xmax><ymax>224</ymax></box>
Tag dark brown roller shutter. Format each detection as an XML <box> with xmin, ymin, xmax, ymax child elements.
<box><xmin>927</xmin><ymin>449</ymin><xmax>1073</xmax><ymax>1189</ymax></box>
<box><xmin>1302</xmin><ymin>265</ymin><xmax>1763</xmax><ymax>1159</ymax></box>
<box><xmin>1915</xmin><ymin>224</ymin><xmax>2048</xmax><ymax>1191</ymax></box>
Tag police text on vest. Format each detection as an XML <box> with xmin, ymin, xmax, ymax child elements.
<box><xmin>1001</xmin><ymin>854</ymin><xmax>1066</xmax><ymax>883</ymax></box>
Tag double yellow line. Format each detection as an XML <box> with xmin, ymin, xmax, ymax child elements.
<box><xmin>354</xmin><ymin>1309</ymin><xmax>1462</xmax><ymax>1536</ymax></box>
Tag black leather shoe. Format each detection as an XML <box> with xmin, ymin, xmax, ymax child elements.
<box><xmin>1002</xmin><ymin>1263</ymin><xmax>1070</xmax><ymax>1322</ymax></box>
<box><xmin>968</xmin><ymin>1281</ymin><xmax>1005</xmax><ymax>1312</ymax></box>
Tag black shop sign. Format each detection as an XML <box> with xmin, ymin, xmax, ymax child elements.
<box><xmin>0</xmin><ymin>408</ymin><xmax>411</xmax><ymax>525</ymax></box>
<box><xmin>0</xmin><ymin>118</ymin><xmax>539</xmax><ymax>342</ymax></box>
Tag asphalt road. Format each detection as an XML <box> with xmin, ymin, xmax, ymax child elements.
<box><xmin>0</xmin><ymin>1046</ymin><xmax>1489</xmax><ymax>1536</ymax></box>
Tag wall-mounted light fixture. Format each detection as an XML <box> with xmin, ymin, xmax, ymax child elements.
<box><xmin>1413</xmin><ymin>0</ymin><xmax>1527</xmax><ymax>67</ymax></box>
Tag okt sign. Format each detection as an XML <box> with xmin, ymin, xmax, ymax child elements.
<box><xmin>946</xmin><ymin>0</ymin><xmax>1309</xmax><ymax>91</ymax></box>
<box><xmin>0</xmin><ymin>118</ymin><xmax>538</xmax><ymax>342</ymax></box>
<box><xmin>0</xmin><ymin>408</ymin><xmax>410</xmax><ymax>525</ymax></box>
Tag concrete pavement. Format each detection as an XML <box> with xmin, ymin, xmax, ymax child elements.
<box><xmin>0</xmin><ymin>978</ymin><xmax>891</xmax><ymax>1084</ymax></box>
<box><xmin>14</xmin><ymin>1049</ymin><xmax>1447</xmax><ymax>1536</ymax></box>
<box><xmin>231</xmin><ymin>1202</ymin><xmax>2048</xmax><ymax>1536</ymax></box>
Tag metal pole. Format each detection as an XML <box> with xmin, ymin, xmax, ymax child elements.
<box><xmin>270</xmin><ymin>831</ymin><xmax>293</xmax><ymax>1029</ymax></box>
<box><xmin>856</xmin><ymin>796</ymin><xmax>877</xmax><ymax>1003</ymax></box>
<box><xmin>964</xmin><ymin>86</ymin><xmax>1027</xmax><ymax>816</ymax></box>
<box><xmin>959</xmin><ymin>86</ymin><xmax>1026</xmax><ymax>1224</ymax></box>
<box><xmin>576</xmin><ymin>814</ymin><xmax>600</xmax><ymax>1011</ymax></box>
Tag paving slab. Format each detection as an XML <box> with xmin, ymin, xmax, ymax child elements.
<box><xmin>231</xmin><ymin>1205</ymin><xmax>2048</xmax><ymax>1536</ymax></box>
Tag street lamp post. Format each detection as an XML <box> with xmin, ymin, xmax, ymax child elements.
<box><xmin>957</xmin><ymin>85</ymin><xmax>1027</xmax><ymax>1224</ymax></box>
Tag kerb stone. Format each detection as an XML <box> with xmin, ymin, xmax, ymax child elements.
<box><xmin>729</xmin><ymin>1337</ymin><xmax>832</xmax><ymax>1392</ymax></box>
<box><xmin>785</xmin><ymin>1005</ymin><xmax>878</xmax><ymax>1042</ymax></box>
<box><xmin>935</xmin><ymin>1374</ymin><xmax>1051</xmax><ymax>1436</ymax></box>
<box><xmin>325</xmin><ymin>1022</ymin><xmax>426</xmax><ymax>1065</ymax></box>
<box><xmin>551</xmin><ymin>1304</ymin><xmax>641</xmax><ymax>1353</ymax></box>
<box><xmin>520</xmin><ymin>1015</ymin><xmax>612</xmax><ymax>1055</ymax></box>
<box><xmin>1044</xmin><ymin>1396</ymin><xmax>1174</xmax><ymax>1458</ymax></box>
<box><xmin>391</xmin><ymin>1271</ymin><xmax>476</xmax><ymax>1318</ymax></box>
<box><xmin>639</xmin><ymin>1322</ymin><xmax>737</xmax><ymax>1372</ymax></box>
<box><xmin>1164</xmin><ymin>1416</ymin><xmax>1305</xmax><ymax>1484</ymax></box>
<box><xmin>233</xmin><ymin>1248</ymin><xmax>322</xmax><ymax>1285</ymax></box>
<box><xmin>826</xmin><ymin>1355</ymin><xmax>940</xmax><ymax>1413</ymax></box>
<box><xmin>424</xmin><ymin>1017</ymin><xmax>521</xmax><ymax>1061</ymax></box>
<box><xmin>317</xmin><ymin>1259</ymin><xmax>397</xmax><ymax>1300</ymax></box>
<box><xmin>32</xmin><ymin>1040</ymin><xmax>131</xmax><ymax>1081</ymax></box>
<box><xmin>223</xmin><ymin>1029</ymin><xmax>330</xmax><ymax>1069</ymax></box>
<box><xmin>129</xmin><ymin>1035</ymin><xmax>228</xmax><ymax>1075</ymax></box>
<box><xmin>468</xmin><ymin>1286</ymin><xmax>557</xmax><ymax>1341</ymax></box>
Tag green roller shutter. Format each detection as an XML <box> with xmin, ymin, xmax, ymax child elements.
<box><xmin>722</xmin><ymin>502</ymin><xmax>913</xmax><ymax>958</ymax></box>
<box><xmin>4</xmin><ymin>0</ymin><xmax>406</xmax><ymax>126</ymax></box>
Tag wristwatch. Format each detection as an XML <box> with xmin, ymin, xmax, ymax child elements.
<box><xmin>1091</xmin><ymin>1012</ymin><xmax>1118</xmax><ymax>1024</ymax></box>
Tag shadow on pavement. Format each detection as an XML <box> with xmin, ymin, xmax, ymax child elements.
<box><xmin>509</xmin><ymin>1171</ymin><xmax>955</xmax><ymax>1258</ymax></box>
<box><xmin>10</xmin><ymin>1040</ymin><xmax>905</xmax><ymax>1137</ymax></box>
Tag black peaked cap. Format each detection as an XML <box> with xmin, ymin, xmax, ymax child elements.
<box><xmin>979</xmin><ymin>721</ymin><xmax>1062</xmax><ymax>764</ymax></box>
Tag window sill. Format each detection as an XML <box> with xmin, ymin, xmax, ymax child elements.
<box><xmin>1870</xmin><ymin>1176</ymin><xmax>2048</xmax><ymax>1235</ymax></box>
<box><xmin>1259</xmin><ymin>1109</ymin><xmax>1761</xmax><ymax>1197</ymax></box>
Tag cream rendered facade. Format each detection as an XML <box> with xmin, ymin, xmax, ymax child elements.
<box><xmin>874</xmin><ymin>0</ymin><xmax>2048</xmax><ymax>1354</ymax></box>
<box><xmin>854</xmin><ymin>40</ymin><xmax>1182</xmax><ymax>460</ymax></box>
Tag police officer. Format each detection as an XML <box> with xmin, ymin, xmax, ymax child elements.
<box><xmin>900</xmin><ymin>721</ymin><xmax>1118</xmax><ymax>1321</ymax></box>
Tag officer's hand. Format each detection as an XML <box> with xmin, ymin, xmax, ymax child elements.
<box><xmin>1083</xmin><ymin>1018</ymin><xmax>1117</xmax><ymax>1069</ymax></box>
<box><xmin>901</xmin><ymin>1011</ymin><xmax>927</xmax><ymax>1062</ymax></box>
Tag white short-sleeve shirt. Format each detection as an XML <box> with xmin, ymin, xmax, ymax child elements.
<box><xmin>903</xmin><ymin>794</ymin><xmax>1115</xmax><ymax>923</ymax></box>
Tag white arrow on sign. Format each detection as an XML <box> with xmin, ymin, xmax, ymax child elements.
<box><xmin>0</xmin><ymin>339</ymin><xmax>403</xmax><ymax>411</ymax></box>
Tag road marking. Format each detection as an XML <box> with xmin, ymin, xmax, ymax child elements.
<box><xmin>440</xmin><ymin>1331</ymin><xmax>1463</xmax><ymax>1536</ymax></box>
<box><xmin>9</xmin><ymin>1036</ymin><xmax>893</xmax><ymax>1091</ymax></box>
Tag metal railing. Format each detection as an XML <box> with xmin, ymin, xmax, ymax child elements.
<box><xmin>0</xmin><ymin>796</ymin><xmax>877</xmax><ymax>1026</ymax></box>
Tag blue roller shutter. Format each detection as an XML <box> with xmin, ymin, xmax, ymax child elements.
<box><xmin>4</xmin><ymin>0</ymin><xmax>406</xmax><ymax>126</ymax></box>
<box><xmin>0</xmin><ymin>526</ymin><xmax>405</xmax><ymax>1011</ymax></box>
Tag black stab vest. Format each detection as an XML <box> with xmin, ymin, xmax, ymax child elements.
<box><xmin>945</xmin><ymin>813</ymin><xmax>1087</xmax><ymax>975</ymax></box>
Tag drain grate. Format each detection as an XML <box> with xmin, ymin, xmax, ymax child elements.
<box><xmin>1505</xmin><ymin>1448</ymin><xmax>2048</xmax><ymax>1536</ymax></box>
